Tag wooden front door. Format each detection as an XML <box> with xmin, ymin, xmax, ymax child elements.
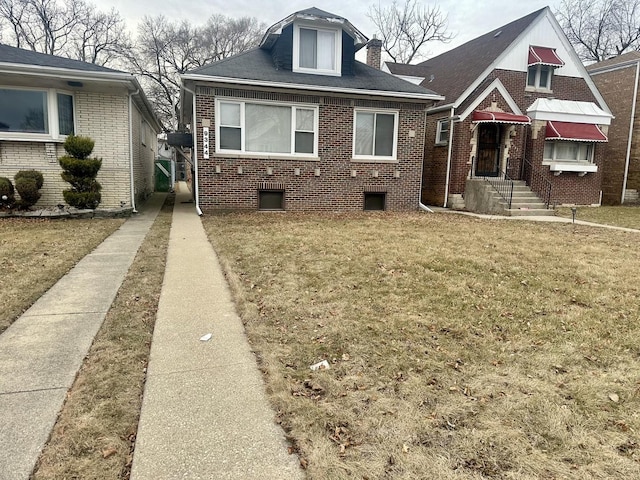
<box><xmin>475</xmin><ymin>124</ymin><xmax>501</xmax><ymax>177</ymax></box>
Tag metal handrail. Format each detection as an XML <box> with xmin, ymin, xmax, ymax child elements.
<box><xmin>521</xmin><ymin>158</ymin><xmax>552</xmax><ymax>208</ymax></box>
<box><xmin>471</xmin><ymin>156</ymin><xmax>515</xmax><ymax>209</ymax></box>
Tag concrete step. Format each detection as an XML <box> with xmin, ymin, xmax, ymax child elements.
<box><xmin>504</xmin><ymin>202</ymin><xmax>548</xmax><ymax>209</ymax></box>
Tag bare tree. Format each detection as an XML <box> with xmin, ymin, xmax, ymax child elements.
<box><xmin>128</xmin><ymin>14</ymin><xmax>263</xmax><ymax>130</ymax></box>
<box><xmin>0</xmin><ymin>0</ymin><xmax>130</xmax><ymax>66</ymax></box>
<box><xmin>367</xmin><ymin>0</ymin><xmax>453</xmax><ymax>64</ymax></box>
<box><xmin>556</xmin><ymin>0</ymin><xmax>640</xmax><ymax>62</ymax></box>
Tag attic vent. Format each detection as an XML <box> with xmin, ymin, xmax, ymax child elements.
<box><xmin>429</xmin><ymin>74</ymin><xmax>435</xmax><ymax>82</ymax></box>
<box><xmin>494</xmin><ymin>30</ymin><xmax>502</xmax><ymax>38</ymax></box>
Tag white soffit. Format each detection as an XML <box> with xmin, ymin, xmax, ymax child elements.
<box><xmin>526</xmin><ymin>98</ymin><xmax>613</xmax><ymax>125</ymax></box>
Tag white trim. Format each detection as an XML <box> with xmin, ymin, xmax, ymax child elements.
<box><xmin>181</xmin><ymin>74</ymin><xmax>444</xmax><ymax>101</ymax></box>
<box><xmin>546</xmin><ymin>162</ymin><xmax>598</xmax><ymax>173</ymax></box>
<box><xmin>352</xmin><ymin>108</ymin><xmax>399</xmax><ymax>161</ymax></box>
<box><xmin>526</xmin><ymin>64</ymin><xmax>553</xmax><ymax>90</ymax></box>
<box><xmin>215</xmin><ymin>97</ymin><xmax>319</xmax><ymax>158</ymax></box>
<box><xmin>292</xmin><ymin>22</ymin><xmax>342</xmax><ymax>76</ymax></box>
<box><xmin>458</xmin><ymin>78</ymin><xmax>523</xmax><ymax>122</ymax></box>
<box><xmin>0</xmin><ymin>85</ymin><xmax>75</xmax><ymax>141</ymax></box>
<box><xmin>622</xmin><ymin>61</ymin><xmax>640</xmax><ymax>203</ymax></box>
<box><xmin>443</xmin><ymin>107</ymin><xmax>455</xmax><ymax>207</ymax></box>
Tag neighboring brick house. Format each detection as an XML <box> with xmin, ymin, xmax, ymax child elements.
<box><xmin>385</xmin><ymin>7</ymin><xmax>613</xmax><ymax>211</ymax></box>
<box><xmin>179</xmin><ymin>7</ymin><xmax>442</xmax><ymax>212</ymax></box>
<box><xmin>0</xmin><ymin>44</ymin><xmax>161</xmax><ymax>210</ymax></box>
<box><xmin>587</xmin><ymin>52</ymin><xmax>640</xmax><ymax>204</ymax></box>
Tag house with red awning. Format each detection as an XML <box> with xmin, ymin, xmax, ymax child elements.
<box><xmin>385</xmin><ymin>7</ymin><xmax>613</xmax><ymax>214</ymax></box>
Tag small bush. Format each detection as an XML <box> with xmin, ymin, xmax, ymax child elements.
<box><xmin>15</xmin><ymin>170</ymin><xmax>44</xmax><ymax>190</ymax></box>
<box><xmin>0</xmin><ymin>177</ymin><xmax>15</xmax><ymax>208</ymax></box>
<box><xmin>15</xmin><ymin>177</ymin><xmax>41</xmax><ymax>209</ymax></box>
<box><xmin>63</xmin><ymin>135</ymin><xmax>95</xmax><ymax>160</ymax></box>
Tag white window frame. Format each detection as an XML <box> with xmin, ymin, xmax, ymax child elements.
<box><xmin>526</xmin><ymin>64</ymin><xmax>553</xmax><ymax>91</ymax></box>
<box><xmin>352</xmin><ymin>108</ymin><xmax>399</xmax><ymax>162</ymax></box>
<box><xmin>0</xmin><ymin>86</ymin><xmax>75</xmax><ymax>142</ymax></box>
<box><xmin>436</xmin><ymin>118</ymin><xmax>449</xmax><ymax>145</ymax></box>
<box><xmin>543</xmin><ymin>141</ymin><xmax>594</xmax><ymax>163</ymax></box>
<box><xmin>292</xmin><ymin>22</ymin><xmax>342</xmax><ymax>76</ymax></box>
<box><xmin>215</xmin><ymin>98</ymin><xmax>319</xmax><ymax>158</ymax></box>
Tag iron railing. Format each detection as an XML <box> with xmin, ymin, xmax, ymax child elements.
<box><xmin>521</xmin><ymin>158</ymin><xmax>552</xmax><ymax>208</ymax></box>
<box><xmin>471</xmin><ymin>156</ymin><xmax>515</xmax><ymax>209</ymax></box>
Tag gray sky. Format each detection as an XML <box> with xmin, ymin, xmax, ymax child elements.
<box><xmin>102</xmin><ymin>0</ymin><xmax>561</xmax><ymax>58</ymax></box>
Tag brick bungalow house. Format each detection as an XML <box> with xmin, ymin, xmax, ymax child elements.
<box><xmin>179</xmin><ymin>7</ymin><xmax>442</xmax><ymax>213</ymax></box>
<box><xmin>587</xmin><ymin>52</ymin><xmax>640</xmax><ymax>204</ymax></box>
<box><xmin>385</xmin><ymin>7</ymin><xmax>613</xmax><ymax>213</ymax></box>
<box><xmin>0</xmin><ymin>44</ymin><xmax>161</xmax><ymax>210</ymax></box>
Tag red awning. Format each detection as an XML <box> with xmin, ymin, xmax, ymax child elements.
<box><xmin>528</xmin><ymin>46</ymin><xmax>565</xmax><ymax>67</ymax></box>
<box><xmin>472</xmin><ymin>111</ymin><xmax>531</xmax><ymax>124</ymax></box>
<box><xmin>545</xmin><ymin>121</ymin><xmax>608</xmax><ymax>142</ymax></box>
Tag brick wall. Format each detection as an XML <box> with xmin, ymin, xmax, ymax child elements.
<box><xmin>195</xmin><ymin>87</ymin><xmax>429</xmax><ymax>212</ymax></box>
<box><xmin>590</xmin><ymin>65</ymin><xmax>637</xmax><ymax>204</ymax></box>
<box><xmin>424</xmin><ymin>70</ymin><xmax>605</xmax><ymax>207</ymax></box>
<box><xmin>0</xmin><ymin>89</ymin><xmax>158</xmax><ymax>209</ymax></box>
<box><xmin>130</xmin><ymin>105</ymin><xmax>156</xmax><ymax>206</ymax></box>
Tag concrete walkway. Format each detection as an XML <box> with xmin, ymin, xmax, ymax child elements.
<box><xmin>428</xmin><ymin>207</ymin><xmax>640</xmax><ymax>233</ymax></box>
<box><xmin>0</xmin><ymin>193</ymin><xmax>165</xmax><ymax>480</ymax></box>
<box><xmin>130</xmin><ymin>186</ymin><xmax>303</xmax><ymax>479</ymax></box>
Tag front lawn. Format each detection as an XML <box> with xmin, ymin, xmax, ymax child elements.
<box><xmin>556</xmin><ymin>205</ymin><xmax>640</xmax><ymax>230</ymax></box>
<box><xmin>0</xmin><ymin>217</ymin><xmax>125</xmax><ymax>334</ymax></box>
<box><xmin>203</xmin><ymin>212</ymin><xmax>640</xmax><ymax>479</ymax></box>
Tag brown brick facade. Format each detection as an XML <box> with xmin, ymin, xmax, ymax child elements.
<box><xmin>590</xmin><ymin>64</ymin><xmax>638</xmax><ymax>204</ymax></box>
<box><xmin>194</xmin><ymin>86</ymin><xmax>429</xmax><ymax>212</ymax></box>
<box><xmin>422</xmin><ymin>70</ymin><xmax>605</xmax><ymax>206</ymax></box>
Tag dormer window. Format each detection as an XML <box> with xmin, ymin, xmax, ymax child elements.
<box><xmin>293</xmin><ymin>24</ymin><xmax>342</xmax><ymax>76</ymax></box>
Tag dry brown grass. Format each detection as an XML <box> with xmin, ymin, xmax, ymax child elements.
<box><xmin>556</xmin><ymin>206</ymin><xmax>640</xmax><ymax>230</ymax></box>
<box><xmin>203</xmin><ymin>212</ymin><xmax>640</xmax><ymax>479</ymax></box>
<box><xmin>31</xmin><ymin>195</ymin><xmax>173</xmax><ymax>480</ymax></box>
<box><xmin>0</xmin><ymin>217</ymin><xmax>125</xmax><ymax>334</ymax></box>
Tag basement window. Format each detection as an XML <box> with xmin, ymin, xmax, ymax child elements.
<box><xmin>364</xmin><ymin>192</ymin><xmax>386</xmax><ymax>211</ymax></box>
<box><xmin>258</xmin><ymin>190</ymin><xmax>285</xmax><ymax>210</ymax></box>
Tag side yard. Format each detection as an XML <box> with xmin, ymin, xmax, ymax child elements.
<box><xmin>0</xmin><ymin>217</ymin><xmax>125</xmax><ymax>334</ymax></box>
<box><xmin>556</xmin><ymin>206</ymin><xmax>640</xmax><ymax>230</ymax></box>
<box><xmin>203</xmin><ymin>212</ymin><xmax>640</xmax><ymax>479</ymax></box>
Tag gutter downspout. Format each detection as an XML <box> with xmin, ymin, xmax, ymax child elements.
<box><xmin>183</xmin><ymin>85</ymin><xmax>202</xmax><ymax>216</ymax></box>
<box><xmin>622</xmin><ymin>61</ymin><xmax>640</xmax><ymax>204</ymax></box>
<box><xmin>128</xmin><ymin>89</ymin><xmax>139</xmax><ymax>213</ymax></box>
<box><xmin>443</xmin><ymin>106</ymin><xmax>455</xmax><ymax>207</ymax></box>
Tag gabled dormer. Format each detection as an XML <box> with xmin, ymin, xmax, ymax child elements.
<box><xmin>260</xmin><ymin>7</ymin><xmax>368</xmax><ymax>77</ymax></box>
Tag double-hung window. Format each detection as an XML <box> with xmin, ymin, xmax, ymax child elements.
<box><xmin>544</xmin><ymin>141</ymin><xmax>593</xmax><ymax>163</ymax></box>
<box><xmin>293</xmin><ymin>24</ymin><xmax>341</xmax><ymax>76</ymax></box>
<box><xmin>353</xmin><ymin>109</ymin><xmax>398</xmax><ymax>161</ymax></box>
<box><xmin>527</xmin><ymin>64</ymin><xmax>552</xmax><ymax>90</ymax></box>
<box><xmin>0</xmin><ymin>87</ymin><xmax>74</xmax><ymax>139</ymax></box>
<box><xmin>217</xmin><ymin>99</ymin><xmax>318</xmax><ymax>156</ymax></box>
<box><xmin>436</xmin><ymin>119</ymin><xmax>449</xmax><ymax>145</ymax></box>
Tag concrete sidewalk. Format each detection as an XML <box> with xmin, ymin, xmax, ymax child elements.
<box><xmin>130</xmin><ymin>186</ymin><xmax>303</xmax><ymax>479</ymax></box>
<box><xmin>0</xmin><ymin>193</ymin><xmax>165</xmax><ymax>480</ymax></box>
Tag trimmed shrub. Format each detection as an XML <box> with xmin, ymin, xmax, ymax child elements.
<box><xmin>59</xmin><ymin>135</ymin><xmax>102</xmax><ymax>209</ymax></box>
<box><xmin>63</xmin><ymin>135</ymin><xmax>95</xmax><ymax>160</ymax></box>
<box><xmin>0</xmin><ymin>177</ymin><xmax>15</xmax><ymax>208</ymax></box>
<box><xmin>14</xmin><ymin>170</ymin><xmax>44</xmax><ymax>209</ymax></box>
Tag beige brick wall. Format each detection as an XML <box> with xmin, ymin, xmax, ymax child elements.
<box><xmin>0</xmin><ymin>88</ymin><xmax>159</xmax><ymax>209</ymax></box>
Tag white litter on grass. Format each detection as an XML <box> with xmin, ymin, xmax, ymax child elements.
<box><xmin>200</xmin><ymin>333</ymin><xmax>213</xmax><ymax>342</ymax></box>
<box><xmin>310</xmin><ymin>360</ymin><xmax>330</xmax><ymax>371</ymax></box>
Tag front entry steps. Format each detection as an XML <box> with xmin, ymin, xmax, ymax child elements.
<box><xmin>464</xmin><ymin>179</ymin><xmax>555</xmax><ymax>216</ymax></box>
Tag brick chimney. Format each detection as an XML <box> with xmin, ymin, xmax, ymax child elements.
<box><xmin>366</xmin><ymin>38</ymin><xmax>383</xmax><ymax>69</ymax></box>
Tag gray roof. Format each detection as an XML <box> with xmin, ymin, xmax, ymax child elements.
<box><xmin>386</xmin><ymin>8</ymin><xmax>546</xmax><ymax>104</ymax></box>
<box><xmin>587</xmin><ymin>51</ymin><xmax>640</xmax><ymax>73</ymax></box>
<box><xmin>0</xmin><ymin>43</ymin><xmax>124</xmax><ymax>73</ymax></box>
<box><xmin>187</xmin><ymin>48</ymin><xmax>439</xmax><ymax>98</ymax></box>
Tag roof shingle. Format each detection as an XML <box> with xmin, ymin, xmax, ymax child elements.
<box><xmin>0</xmin><ymin>43</ymin><xmax>124</xmax><ymax>73</ymax></box>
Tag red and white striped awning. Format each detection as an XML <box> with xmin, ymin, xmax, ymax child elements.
<box><xmin>545</xmin><ymin>121</ymin><xmax>608</xmax><ymax>142</ymax></box>
<box><xmin>472</xmin><ymin>111</ymin><xmax>531</xmax><ymax>124</ymax></box>
<box><xmin>528</xmin><ymin>46</ymin><xmax>565</xmax><ymax>67</ymax></box>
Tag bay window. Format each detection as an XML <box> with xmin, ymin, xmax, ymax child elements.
<box><xmin>353</xmin><ymin>109</ymin><xmax>398</xmax><ymax>160</ymax></box>
<box><xmin>0</xmin><ymin>87</ymin><xmax>74</xmax><ymax>139</ymax></box>
<box><xmin>544</xmin><ymin>141</ymin><xmax>593</xmax><ymax>162</ymax></box>
<box><xmin>216</xmin><ymin>99</ymin><xmax>318</xmax><ymax>156</ymax></box>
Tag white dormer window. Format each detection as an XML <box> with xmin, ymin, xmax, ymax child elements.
<box><xmin>293</xmin><ymin>24</ymin><xmax>342</xmax><ymax>76</ymax></box>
